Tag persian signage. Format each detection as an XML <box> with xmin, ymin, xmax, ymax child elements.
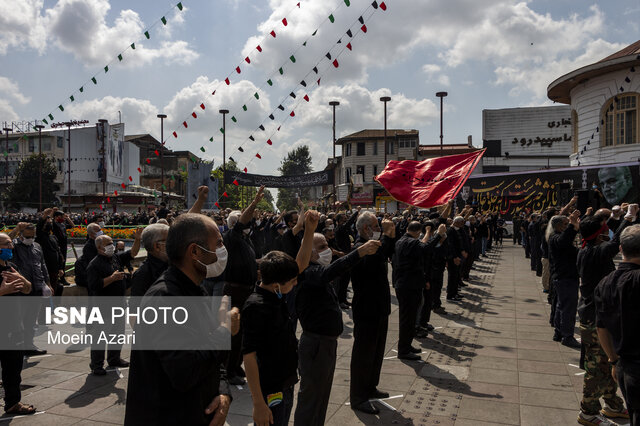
<box><xmin>224</xmin><ymin>170</ymin><xmax>334</xmax><ymax>188</ymax></box>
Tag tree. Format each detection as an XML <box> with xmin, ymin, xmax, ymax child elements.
<box><xmin>277</xmin><ymin>145</ymin><xmax>313</xmax><ymax>212</ymax></box>
<box><xmin>4</xmin><ymin>154</ymin><xmax>59</xmax><ymax>209</ymax></box>
<box><xmin>210</xmin><ymin>160</ymin><xmax>275</xmax><ymax>211</ymax></box>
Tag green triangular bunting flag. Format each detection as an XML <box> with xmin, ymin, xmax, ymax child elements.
<box><xmin>79</xmin><ymin>86</ymin><xmax>84</xmax><ymax>93</ymax></box>
<box><xmin>209</xmin><ymin>137</ymin><xmax>214</xmax><ymax>142</ymax></box>
<box><xmin>48</xmin><ymin>114</ymin><xmax>54</xmax><ymax>120</ymax></box>
<box><xmin>161</xmin><ymin>184</ymin><xmax>167</xmax><ymax>190</ymax></box>
<box><xmin>144</xmin><ymin>31</ymin><xmax>150</xmax><ymax>39</ymax></box>
<box><xmin>200</xmin><ymin>146</ymin><xmax>205</xmax><ymax>152</ymax></box>
<box><xmin>58</xmin><ymin>105</ymin><xmax>64</xmax><ymax>111</ymax></box>
<box><xmin>303</xmin><ymin>41</ymin><xmax>307</xmax><ymax>46</ymax></box>
<box><xmin>70</xmin><ymin>95</ymin><xmax>74</xmax><ymax>102</ymax></box>
<box><xmin>242</xmin><ymin>105</ymin><xmax>247</xmax><ymax>111</ymax></box>
<box><xmin>131</xmin><ymin>43</ymin><xmax>135</xmax><ymax>49</ymax></box>
<box><xmin>254</xmin><ymin>92</ymin><xmax>259</xmax><ymax>99</ymax></box>
<box><xmin>91</xmin><ymin>77</ymin><xmax>97</xmax><ymax>84</ymax></box>
<box><xmin>42</xmin><ymin>119</ymin><xmax>48</xmax><ymax>125</ymax></box>
<box><xmin>329</xmin><ymin>14</ymin><xmax>335</xmax><ymax>23</ymax></box>
<box><xmin>220</xmin><ymin>128</ymin><xmax>224</xmax><ymax>134</ymax></box>
<box><xmin>312</xmin><ymin>30</ymin><xmax>317</xmax><ymax>36</ymax></box>
<box><xmin>177</xmin><ymin>2</ymin><xmax>183</xmax><ymax>11</ymax></box>
<box><xmin>118</xmin><ymin>54</ymin><xmax>123</xmax><ymax>61</ymax></box>
<box><xmin>290</xmin><ymin>55</ymin><xmax>296</xmax><ymax>63</ymax></box>
<box><xmin>171</xmin><ymin>175</ymin><xmax>176</xmax><ymax>181</ymax></box>
<box><xmin>279</xmin><ymin>67</ymin><xmax>283</xmax><ymax>75</ymax></box>
<box><xmin>231</xmin><ymin>116</ymin><xmax>237</xmax><ymax>123</ymax></box>
<box><xmin>267</xmin><ymin>79</ymin><xmax>272</xmax><ymax>86</ymax></box>
<box><xmin>344</xmin><ymin>0</ymin><xmax>350</xmax><ymax>5</ymax></box>
<box><xmin>104</xmin><ymin>65</ymin><xmax>109</xmax><ymax>73</ymax></box>
<box><xmin>161</xmin><ymin>16</ymin><xmax>167</xmax><ymax>25</ymax></box>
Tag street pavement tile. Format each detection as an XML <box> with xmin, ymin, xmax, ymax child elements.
<box><xmin>7</xmin><ymin>413</ymin><xmax>83</xmax><ymax>425</ymax></box>
<box><xmin>47</xmin><ymin>393</ymin><xmax>122</xmax><ymax>418</ymax></box>
<box><xmin>520</xmin><ymin>404</ymin><xmax>579</xmax><ymax>426</ymax></box>
<box><xmin>399</xmin><ymin>392</ymin><xmax>460</xmax><ymax>417</ymax></box>
<box><xmin>518</xmin><ymin>371</ymin><xmax>574</xmax><ymax>390</ymax></box>
<box><xmin>455</xmin><ymin>381</ymin><xmax>520</xmax><ymax>404</ymax></box>
<box><xmin>22</xmin><ymin>369</ymin><xmax>85</xmax><ymax>387</ymax></box>
<box><xmin>517</xmin><ymin>359</ymin><xmax>570</xmax><ymax>375</ymax></box>
<box><xmin>87</xmin><ymin>403</ymin><xmax>126</xmax><ymax>424</ymax></box>
<box><xmin>471</xmin><ymin>355</ymin><xmax>518</xmax><ymax>371</ymax></box>
<box><xmin>418</xmin><ymin>364</ymin><xmax>470</xmax><ymax>381</ymax></box>
<box><xmin>516</xmin><ymin>348</ymin><xmax>564</xmax><ymax>362</ymax></box>
<box><xmin>467</xmin><ymin>367</ymin><xmax>519</xmax><ymax>385</ymax></box>
<box><xmin>457</xmin><ymin>397</ymin><xmax>520</xmax><ymax>425</ymax></box>
<box><xmin>21</xmin><ymin>387</ymin><xmax>77</xmax><ymax>411</ymax></box>
<box><xmin>516</xmin><ymin>338</ymin><xmax>560</xmax><ymax>352</ymax></box>
<box><xmin>518</xmin><ymin>387</ymin><xmax>579</xmax><ymax>409</ymax></box>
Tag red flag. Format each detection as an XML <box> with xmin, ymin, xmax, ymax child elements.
<box><xmin>223</xmin><ymin>191</ymin><xmax>229</xmax><ymax>198</ymax></box>
<box><xmin>200</xmin><ymin>103</ymin><xmax>205</xmax><ymax>109</ymax></box>
<box><xmin>282</xmin><ymin>18</ymin><xmax>288</xmax><ymax>26</ymax></box>
<box><xmin>375</xmin><ymin>150</ymin><xmax>485</xmax><ymax>208</ymax></box>
<box><xmin>173</xmin><ymin>131</ymin><xmax>177</xmax><ymax>138</ymax></box>
<box><xmin>121</xmin><ymin>182</ymin><xmax>126</xmax><ymax>189</ymax></box>
<box><xmin>303</xmin><ymin>94</ymin><xmax>309</xmax><ymax>102</ymax></box>
<box><xmin>380</xmin><ymin>1</ymin><xmax>387</xmax><ymax>10</ymax></box>
<box><xmin>267</xmin><ymin>139</ymin><xmax>272</xmax><ymax>145</ymax></box>
<box><xmin>236</xmin><ymin>66</ymin><xmax>241</xmax><ymax>74</ymax></box>
<box><xmin>317</xmin><ymin>78</ymin><xmax>321</xmax><ymax>85</ymax></box>
<box><xmin>277</xmin><ymin>126</ymin><xmax>281</xmax><ymax>131</ymax></box>
<box><xmin>290</xmin><ymin>111</ymin><xmax>295</xmax><ymax>117</ymax></box>
<box><xmin>346</xmin><ymin>42</ymin><xmax>352</xmax><ymax>50</ymax></box>
<box><xmin>183</xmin><ymin>121</ymin><xmax>188</xmax><ymax>128</ymax></box>
<box><xmin>270</xmin><ymin>30</ymin><xmax>276</xmax><ymax>38</ymax></box>
<box><xmin>154</xmin><ymin>150</ymin><xmax>159</xmax><ymax>156</ymax></box>
<box><xmin>361</xmin><ymin>24</ymin><xmax>367</xmax><ymax>33</ymax></box>
<box><xmin>146</xmin><ymin>158</ymin><xmax>151</xmax><ymax>164</ymax></box>
<box><xmin>114</xmin><ymin>190</ymin><xmax>118</xmax><ymax>196</ymax></box>
<box><xmin>245</xmin><ymin>56</ymin><xmax>251</xmax><ymax>64</ymax></box>
<box><xmin>243</xmin><ymin>167</ymin><xmax>247</xmax><ymax>173</ymax></box>
<box><xmin>107</xmin><ymin>197</ymin><xmax>111</xmax><ymax>203</ymax></box>
<box><xmin>333</xmin><ymin>59</ymin><xmax>339</xmax><ymax>68</ymax></box>
<box><xmin>256</xmin><ymin>45</ymin><xmax>262</xmax><ymax>52</ymax></box>
<box><xmin>192</xmin><ymin>112</ymin><xmax>197</xmax><ymax>118</ymax></box>
<box><xmin>137</xmin><ymin>167</ymin><xmax>142</xmax><ymax>173</ymax></box>
<box><xmin>129</xmin><ymin>176</ymin><xmax>133</xmax><ymax>181</ymax></box>
<box><xmin>225</xmin><ymin>77</ymin><xmax>230</xmax><ymax>85</ymax></box>
<box><xmin>297</xmin><ymin>2</ymin><xmax>300</xmax><ymax>6</ymax></box>
<box><xmin>255</xmin><ymin>153</ymin><xmax>262</xmax><ymax>159</ymax></box>
<box><xmin>212</xmin><ymin>90</ymin><xmax>216</xmax><ymax>95</ymax></box>
<box><xmin>233</xmin><ymin>179</ymin><xmax>239</xmax><ymax>186</ymax></box>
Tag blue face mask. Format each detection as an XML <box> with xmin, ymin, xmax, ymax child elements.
<box><xmin>0</xmin><ymin>248</ymin><xmax>13</xmax><ymax>261</ymax></box>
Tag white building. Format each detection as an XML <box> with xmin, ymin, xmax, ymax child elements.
<box><xmin>481</xmin><ymin>106</ymin><xmax>572</xmax><ymax>174</ymax></box>
<box><xmin>547</xmin><ymin>40</ymin><xmax>640</xmax><ymax>166</ymax></box>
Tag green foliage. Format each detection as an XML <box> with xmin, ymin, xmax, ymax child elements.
<box><xmin>277</xmin><ymin>145</ymin><xmax>313</xmax><ymax>212</ymax></box>
<box><xmin>5</xmin><ymin>154</ymin><xmax>59</xmax><ymax>209</ymax></box>
<box><xmin>211</xmin><ymin>160</ymin><xmax>275</xmax><ymax>211</ymax></box>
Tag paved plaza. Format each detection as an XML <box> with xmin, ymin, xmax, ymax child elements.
<box><xmin>0</xmin><ymin>243</ymin><xmax>630</xmax><ymax>425</ymax></box>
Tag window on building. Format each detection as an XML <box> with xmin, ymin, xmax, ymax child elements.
<box><xmin>345</xmin><ymin>167</ymin><xmax>351</xmax><ymax>183</ymax></box>
<box><xmin>386</xmin><ymin>140</ymin><xmax>395</xmax><ymax>154</ymax></box>
<box><xmin>345</xmin><ymin>143</ymin><xmax>352</xmax><ymax>156</ymax></box>
<box><xmin>43</xmin><ymin>140</ymin><xmax>52</xmax><ymax>151</ymax></box>
<box><xmin>356</xmin><ymin>165</ymin><xmax>365</xmax><ymax>177</ymax></box>
<box><xmin>372</xmin><ymin>165</ymin><xmax>378</xmax><ymax>180</ymax></box>
<box><xmin>28</xmin><ymin>139</ymin><xmax>34</xmax><ymax>152</ymax></box>
<box><xmin>603</xmin><ymin>93</ymin><xmax>638</xmax><ymax>147</ymax></box>
<box><xmin>57</xmin><ymin>136</ymin><xmax>64</xmax><ymax>148</ymax></box>
<box><xmin>58</xmin><ymin>159</ymin><xmax>64</xmax><ymax>173</ymax></box>
<box><xmin>571</xmin><ymin>109</ymin><xmax>578</xmax><ymax>153</ymax></box>
<box><xmin>373</xmin><ymin>141</ymin><xmax>378</xmax><ymax>155</ymax></box>
<box><xmin>356</xmin><ymin>142</ymin><xmax>365</xmax><ymax>156</ymax></box>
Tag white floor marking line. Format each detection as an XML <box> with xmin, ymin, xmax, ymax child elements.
<box><xmin>345</xmin><ymin>394</ymin><xmax>403</xmax><ymax>406</ymax></box>
<box><xmin>568</xmin><ymin>364</ymin><xmax>580</xmax><ymax>368</ymax></box>
<box><xmin>0</xmin><ymin>411</ymin><xmax>45</xmax><ymax>421</ymax></box>
<box><xmin>28</xmin><ymin>354</ymin><xmax>52</xmax><ymax>359</ymax></box>
<box><xmin>575</xmin><ymin>372</ymin><xmax>585</xmax><ymax>376</ymax></box>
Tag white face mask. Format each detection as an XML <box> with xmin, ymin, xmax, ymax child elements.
<box><xmin>104</xmin><ymin>245</ymin><xmax>115</xmax><ymax>257</ymax></box>
<box><xmin>197</xmin><ymin>245</ymin><xmax>228</xmax><ymax>278</ymax></box>
<box><xmin>98</xmin><ymin>221</ymin><xmax>106</xmax><ymax>228</ymax></box>
<box><xmin>465</xmin><ymin>221</ymin><xmax>471</xmax><ymax>227</ymax></box>
<box><xmin>370</xmin><ymin>231</ymin><xmax>381</xmax><ymax>240</ymax></box>
<box><xmin>22</xmin><ymin>237</ymin><xmax>34</xmax><ymax>246</ymax></box>
<box><xmin>317</xmin><ymin>248</ymin><xmax>332</xmax><ymax>266</ymax></box>
<box><xmin>255</xmin><ymin>220</ymin><xmax>261</xmax><ymax>226</ymax></box>
<box><xmin>326</xmin><ymin>225</ymin><xmax>334</xmax><ymax>231</ymax></box>
<box><xmin>95</xmin><ymin>230</ymin><xmax>104</xmax><ymax>237</ymax></box>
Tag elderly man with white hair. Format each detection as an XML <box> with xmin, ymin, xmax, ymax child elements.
<box><xmin>86</xmin><ymin>228</ymin><xmax>141</xmax><ymax>375</ymax></box>
<box><xmin>130</xmin><ymin>223</ymin><xmax>170</xmax><ymax>299</ymax></box>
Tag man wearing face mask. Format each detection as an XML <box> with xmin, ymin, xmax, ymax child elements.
<box><xmin>294</xmin><ymin>227</ymin><xmax>381</xmax><ymax>425</ymax></box>
<box><xmin>125</xmin><ymin>213</ymin><xmax>235</xmax><ymax>426</ymax></box>
<box><xmin>86</xmin><ymin>229</ymin><xmax>141</xmax><ymax>375</ymax></box>
<box><xmin>221</xmin><ymin>187</ymin><xmax>265</xmax><ymax>386</ymax></box>
<box><xmin>349</xmin><ymin>212</ymin><xmax>396</xmax><ymax>415</ymax></box>
<box><xmin>35</xmin><ymin>209</ymin><xmax>65</xmax><ymax>296</ymax></box>
<box><xmin>10</xmin><ymin>223</ymin><xmax>51</xmax><ymax>355</ymax></box>
<box><xmin>74</xmin><ymin>222</ymin><xmax>103</xmax><ymax>288</ymax></box>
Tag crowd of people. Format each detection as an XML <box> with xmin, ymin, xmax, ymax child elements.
<box><xmin>517</xmin><ymin>197</ymin><xmax>640</xmax><ymax>426</ymax></box>
<box><xmin>1</xmin><ymin>188</ymin><xmax>640</xmax><ymax>426</ymax></box>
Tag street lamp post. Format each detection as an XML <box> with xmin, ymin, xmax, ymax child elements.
<box><xmin>157</xmin><ymin>114</ymin><xmax>167</xmax><ymax>199</ymax></box>
<box><xmin>65</xmin><ymin>122</ymin><xmax>72</xmax><ymax>212</ymax></box>
<box><xmin>329</xmin><ymin>101</ymin><xmax>340</xmax><ymax>198</ymax></box>
<box><xmin>436</xmin><ymin>91</ymin><xmax>448</xmax><ymax>157</ymax></box>
<box><xmin>34</xmin><ymin>124</ymin><xmax>44</xmax><ymax>211</ymax></box>
<box><xmin>380</xmin><ymin>97</ymin><xmax>391</xmax><ymax>166</ymax></box>
<box><xmin>98</xmin><ymin>120</ymin><xmax>108</xmax><ymax>204</ymax></box>
<box><xmin>219</xmin><ymin>109</ymin><xmax>229</xmax><ymax>209</ymax></box>
<box><xmin>2</xmin><ymin>126</ymin><xmax>11</xmax><ymax>187</ymax></box>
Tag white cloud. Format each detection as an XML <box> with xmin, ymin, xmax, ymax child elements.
<box><xmin>0</xmin><ymin>0</ymin><xmax>47</xmax><ymax>54</ymax></box>
<box><xmin>65</xmin><ymin>95</ymin><xmax>158</xmax><ymax>135</ymax></box>
<box><xmin>0</xmin><ymin>76</ymin><xmax>30</xmax><ymax>122</ymax></box>
<box><xmin>422</xmin><ymin>63</ymin><xmax>450</xmax><ymax>87</ymax></box>
<box><xmin>422</xmin><ymin>64</ymin><xmax>441</xmax><ymax>74</ymax></box>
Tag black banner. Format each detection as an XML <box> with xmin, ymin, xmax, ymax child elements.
<box><xmin>457</xmin><ymin>162</ymin><xmax>640</xmax><ymax>220</ymax></box>
<box><xmin>224</xmin><ymin>170</ymin><xmax>334</xmax><ymax>188</ymax></box>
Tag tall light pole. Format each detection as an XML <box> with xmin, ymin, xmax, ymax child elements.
<box><xmin>98</xmin><ymin>119</ymin><xmax>108</xmax><ymax>203</ymax></box>
<box><xmin>379</xmin><ymin>97</ymin><xmax>391</xmax><ymax>166</ymax></box>
<box><xmin>65</xmin><ymin>122</ymin><xmax>72</xmax><ymax>212</ymax></box>
<box><xmin>436</xmin><ymin>91</ymin><xmax>448</xmax><ymax>157</ymax></box>
<box><xmin>329</xmin><ymin>101</ymin><xmax>340</xmax><ymax>198</ymax></box>
<box><xmin>219</xmin><ymin>109</ymin><xmax>229</xmax><ymax>209</ymax></box>
<box><xmin>157</xmin><ymin>114</ymin><xmax>167</xmax><ymax>199</ymax></box>
<box><xmin>34</xmin><ymin>124</ymin><xmax>44</xmax><ymax>211</ymax></box>
<box><xmin>2</xmin><ymin>126</ymin><xmax>11</xmax><ymax>187</ymax></box>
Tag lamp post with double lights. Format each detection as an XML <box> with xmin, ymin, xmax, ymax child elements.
<box><xmin>436</xmin><ymin>91</ymin><xmax>448</xmax><ymax>157</ymax></box>
<box><xmin>380</xmin><ymin>96</ymin><xmax>391</xmax><ymax>166</ymax></box>
<box><xmin>219</xmin><ymin>109</ymin><xmax>229</xmax><ymax>210</ymax></box>
<box><xmin>34</xmin><ymin>124</ymin><xmax>44</xmax><ymax>211</ymax></box>
<box><xmin>157</xmin><ymin>114</ymin><xmax>167</xmax><ymax>199</ymax></box>
<box><xmin>329</xmin><ymin>101</ymin><xmax>340</xmax><ymax>200</ymax></box>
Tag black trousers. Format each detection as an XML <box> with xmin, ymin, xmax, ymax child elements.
<box><xmin>223</xmin><ymin>283</ymin><xmax>254</xmax><ymax>378</ymax></box>
<box><xmin>350</xmin><ymin>315</ymin><xmax>388</xmax><ymax>405</ymax></box>
<box><xmin>553</xmin><ymin>278</ymin><xmax>579</xmax><ymax>338</ymax></box>
<box><xmin>89</xmin><ymin>315</ymin><xmax>125</xmax><ymax>369</ymax></box>
<box><xmin>417</xmin><ymin>286</ymin><xmax>432</xmax><ymax>327</ymax></box>
<box><xmin>0</xmin><ymin>350</ymin><xmax>24</xmax><ymax>409</ymax></box>
<box><xmin>294</xmin><ymin>332</ymin><xmax>337</xmax><ymax>426</ymax></box>
<box><xmin>396</xmin><ymin>287</ymin><xmax>421</xmax><ymax>354</ymax></box>
<box><xmin>337</xmin><ymin>271</ymin><xmax>351</xmax><ymax>304</ymax></box>
<box><xmin>430</xmin><ymin>268</ymin><xmax>444</xmax><ymax>309</ymax></box>
<box><xmin>446</xmin><ymin>260</ymin><xmax>461</xmax><ymax>299</ymax></box>
<box><xmin>616</xmin><ymin>359</ymin><xmax>640</xmax><ymax>426</ymax></box>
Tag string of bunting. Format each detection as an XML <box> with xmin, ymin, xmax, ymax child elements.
<box><xmin>575</xmin><ymin>57</ymin><xmax>638</xmax><ymax>166</ymax></box>
<box><xmin>39</xmin><ymin>2</ymin><xmax>187</xmax><ymax>127</ymax></box>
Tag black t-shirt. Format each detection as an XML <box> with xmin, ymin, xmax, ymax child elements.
<box><xmin>87</xmin><ymin>251</ymin><xmax>133</xmax><ymax>296</ymax></box>
<box><xmin>241</xmin><ymin>286</ymin><xmax>298</xmax><ymax>394</ymax></box>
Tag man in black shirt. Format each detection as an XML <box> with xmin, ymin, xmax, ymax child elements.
<box><xmin>349</xmin><ymin>212</ymin><xmax>396</xmax><ymax>415</ymax></box>
<box><xmin>548</xmin><ymin>210</ymin><xmax>581</xmax><ymax>348</ymax></box>
<box><xmin>130</xmin><ymin>223</ymin><xmax>169</xmax><ymax>315</ymax></box>
<box><xmin>595</xmin><ymin>224</ymin><xmax>640</xmax><ymax>426</ymax></box>
<box><xmin>52</xmin><ymin>210</ymin><xmax>74</xmax><ymax>264</ymax></box>
<box><xmin>294</xmin><ymin>230</ymin><xmax>380</xmax><ymax>425</ymax></box>
<box><xmin>87</xmin><ymin>230</ymin><xmax>141</xmax><ymax>375</ymax></box>
<box><xmin>392</xmin><ymin>221</ymin><xmax>446</xmax><ymax>360</ymax></box>
<box><xmin>334</xmin><ymin>208</ymin><xmax>359</xmax><ymax>307</ymax></box>
<box><xmin>446</xmin><ymin>216</ymin><xmax>466</xmax><ymax>301</ymax></box>
<box><xmin>125</xmin><ymin>213</ymin><xmax>235</xmax><ymax>426</ymax></box>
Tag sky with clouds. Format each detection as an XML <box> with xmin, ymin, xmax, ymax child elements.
<box><xmin>1</xmin><ymin>0</ymin><xmax>638</xmax><ymax>183</ymax></box>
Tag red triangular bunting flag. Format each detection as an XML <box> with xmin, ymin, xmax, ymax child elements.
<box><xmin>154</xmin><ymin>150</ymin><xmax>160</xmax><ymax>156</ymax></box>
<box><xmin>225</xmin><ymin>77</ymin><xmax>230</xmax><ymax>85</ymax></box>
<box><xmin>212</xmin><ymin>90</ymin><xmax>216</xmax><ymax>95</ymax></box>
<box><xmin>303</xmin><ymin>94</ymin><xmax>309</xmax><ymax>102</ymax></box>
<box><xmin>114</xmin><ymin>190</ymin><xmax>118</xmax><ymax>196</ymax></box>
<box><xmin>137</xmin><ymin>167</ymin><xmax>142</xmax><ymax>173</ymax></box>
<box><xmin>347</xmin><ymin>42</ymin><xmax>352</xmax><ymax>50</ymax></box>
<box><xmin>267</xmin><ymin>139</ymin><xmax>272</xmax><ymax>145</ymax></box>
<box><xmin>245</xmin><ymin>56</ymin><xmax>251</xmax><ymax>64</ymax></box>
<box><xmin>121</xmin><ymin>183</ymin><xmax>126</xmax><ymax>189</ymax></box>
<box><xmin>290</xmin><ymin>111</ymin><xmax>295</xmax><ymax>117</ymax></box>
<box><xmin>270</xmin><ymin>30</ymin><xmax>276</xmax><ymax>38</ymax></box>
<box><xmin>243</xmin><ymin>167</ymin><xmax>247</xmax><ymax>172</ymax></box>
<box><xmin>255</xmin><ymin>153</ymin><xmax>262</xmax><ymax>159</ymax></box>
<box><xmin>317</xmin><ymin>78</ymin><xmax>321</xmax><ymax>85</ymax></box>
<box><xmin>215</xmin><ymin>202</ymin><xmax>220</xmax><ymax>208</ymax></box>
<box><xmin>223</xmin><ymin>191</ymin><xmax>229</xmax><ymax>198</ymax></box>
<box><xmin>277</xmin><ymin>126</ymin><xmax>281</xmax><ymax>131</ymax></box>
<box><xmin>282</xmin><ymin>18</ymin><xmax>288</xmax><ymax>26</ymax></box>
<box><xmin>233</xmin><ymin>179</ymin><xmax>239</xmax><ymax>186</ymax></box>
<box><xmin>173</xmin><ymin>131</ymin><xmax>178</xmax><ymax>138</ymax></box>
<box><xmin>236</xmin><ymin>66</ymin><xmax>241</xmax><ymax>74</ymax></box>
<box><xmin>146</xmin><ymin>158</ymin><xmax>151</xmax><ymax>164</ymax></box>
<box><xmin>297</xmin><ymin>2</ymin><xmax>300</xmax><ymax>6</ymax></box>
<box><xmin>256</xmin><ymin>45</ymin><xmax>262</xmax><ymax>52</ymax></box>
<box><xmin>192</xmin><ymin>112</ymin><xmax>197</xmax><ymax>118</ymax></box>
<box><xmin>380</xmin><ymin>1</ymin><xmax>387</xmax><ymax>10</ymax></box>
<box><xmin>333</xmin><ymin>59</ymin><xmax>339</xmax><ymax>68</ymax></box>
<box><xmin>200</xmin><ymin>103</ymin><xmax>205</xmax><ymax>109</ymax></box>
<box><xmin>361</xmin><ymin>24</ymin><xmax>367</xmax><ymax>33</ymax></box>
<box><xmin>183</xmin><ymin>121</ymin><xmax>188</xmax><ymax>128</ymax></box>
<box><xmin>129</xmin><ymin>176</ymin><xmax>133</xmax><ymax>181</ymax></box>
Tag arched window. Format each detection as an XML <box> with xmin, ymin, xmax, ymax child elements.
<box><xmin>602</xmin><ymin>93</ymin><xmax>639</xmax><ymax>147</ymax></box>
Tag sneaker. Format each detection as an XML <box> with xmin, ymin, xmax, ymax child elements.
<box><xmin>578</xmin><ymin>411</ymin><xmax>618</xmax><ymax>426</ymax></box>
<box><xmin>600</xmin><ymin>404</ymin><xmax>629</xmax><ymax>419</ymax></box>
<box><xmin>561</xmin><ymin>336</ymin><xmax>581</xmax><ymax>349</ymax></box>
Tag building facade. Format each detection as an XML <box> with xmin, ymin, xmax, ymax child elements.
<box><xmin>547</xmin><ymin>40</ymin><xmax>640</xmax><ymax>166</ymax></box>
